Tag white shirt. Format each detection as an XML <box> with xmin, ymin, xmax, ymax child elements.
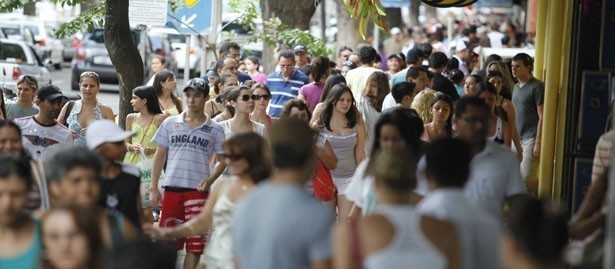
<box><xmin>381</xmin><ymin>92</ymin><xmax>397</xmax><ymax>111</ymax></box>
<box><xmin>417</xmin><ymin>141</ymin><xmax>526</xmax><ymax>219</ymax></box>
<box><xmin>418</xmin><ymin>188</ymin><xmax>503</xmax><ymax>269</ymax></box>
<box><xmin>14</xmin><ymin>116</ymin><xmax>73</xmax><ymax>160</ymax></box>
<box><xmin>218</xmin><ymin>119</ymin><xmax>268</xmax><ymax>139</ymax></box>
<box><xmin>452</xmin><ymin>54</ymin><xmax>469</xmax><ymax>78</ymax></box>
<box><xmin>487</xmin><ymin>31</ymin><xmax>505</xmax><ymax>48</ymax></box>
<box><xmin>345</xmin><ymin>67</ymin><xmax>380</xmax><ymax>101</ymax></box>
<box><xmin>364</xmin><ymin>204</ymin><xmax>446</xmax><ymax>269</ymax></box>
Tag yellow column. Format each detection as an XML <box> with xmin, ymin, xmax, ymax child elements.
<box><xmin>533</xmin><ymin>0</ymin><xmax>548</xmax><ymax>80</ymax></box>
<box><xmin>538</xmin><ymin>0</ymin><xmax>567</xmax><ymax>197</ymax></box>
<box><xmin>552</xmin><ymin>0</ymin><xmax>574</xmax><ymax>199</ymax></box>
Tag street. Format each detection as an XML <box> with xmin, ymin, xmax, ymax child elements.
<box><xmin>51</xmin><ymin>62</ymin><xmax>185</xmax><ymax>116</ymax></box>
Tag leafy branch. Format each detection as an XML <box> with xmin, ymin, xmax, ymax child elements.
<box><xmin>51</xmin><ymin>2</ymin><xmax>105</xmax><ymax>38</ymax></box>
<box><xmin>228</xmin><ymin>0</ymin><xmax>332</xmax><ymax>56</ymax></box>
<box><xmin>342</xmin><ymin>0</ymin><xmax>388</xmax><ymax>39</ymax></box>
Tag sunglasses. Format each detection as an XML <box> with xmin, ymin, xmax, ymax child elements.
<box><xmin>220</xmin><ymin>153</ymin><xmax>243</xmax><ymax>161</ymax></box>
<box><xmin>252</xmin><ymin>94</ymin><xmax>270</xmax><ymax>101</ymax></box>
<box><xmin>239</xmin><ymin>94</ymin><xmax>270</xmax><ymax>101</ymax></box>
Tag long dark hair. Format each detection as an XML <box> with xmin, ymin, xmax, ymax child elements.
<box><xmin>318</xmin><ymin>83</ymin><xmax>359</xmax><ymax>131</ymax></box>
<box><xmin>153</xmin><ymin>69</ymin><xmax>182</xmax><ymax>113</ymax></box>
<box><xmin>41</xmin><ymin>205</ymin><xmax>104</xmax><ymax>269</ymax></box>
<box><xmin>430</xmin><ymin>94</ymin><xmax>454</xmax><ymax>137</ymax></box>
<box><xmin>319</xmin><ymin>74</ymin><xmax>347</xmax><ymax>103</ymax></box>
<box><xmin>367</xmin><ymin>108</ymin><xmax>424</xmax><ymax>176</ymax></box>
<box><xmin>222</xmin><ymin>133</ymin><xmax>272</xmax><ymax>184</ymax></box>
<box><xmin>310</xmin><ymin>56</ymin><xmax>330</xmax><ymax>83</ymax></box>
<box><xmin>507</xmin><ymin>197</ymin><xmax>568</xmax><ymax>265</ymax></box>
<box><xmin>369</xmin><ymin>107</ymin><xmax>424</xmax><ymax>159</ymax></box>
<box><xmin>133</xmin><ymin>86</ymin><xmax>163</xmax><ymax>115</ymax></box>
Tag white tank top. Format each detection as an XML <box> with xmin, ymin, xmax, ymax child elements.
<box><xmin>364</xmin><ymin>205</ymin><xmax>447</xmax><ymax>269</ymax></box>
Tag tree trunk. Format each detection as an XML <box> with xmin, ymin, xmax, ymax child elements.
<box><xmin>408</xmin><ymin>0</ymin><xmax>420</xmax><ymax>27</ymax></box>
<box><xmin>262</xmin><ymin>0</ymin><xmax>317</xmax><ymax>29</ymax></box>
<box><xmin>23</xmin><ymin>2</ymin><xmax>36</xmax><ymax>16</ymax></box>
<box><xmin>385</xmin><ymin>8</ymin><xmax>403</xmax><ymax>29</ymax></box>
<box><xmin>104</xmin><ymin>0</ymin><xmax>143</xmax><ymax>128</ymax></box>
<box><xmin>259</xmin><ymin>0</ymin><xmax>319</xmax><ymax>72</ymax></box>
<box><xmin>335</xmin><ymin>0</ymin><xmax>360</xmax><ymax>51</ymax></box>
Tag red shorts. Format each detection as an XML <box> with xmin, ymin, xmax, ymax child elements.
<box><xmin>159</xmin><ymin>188</ymin><xmax>209</xmax><ymax>253</ymax></box>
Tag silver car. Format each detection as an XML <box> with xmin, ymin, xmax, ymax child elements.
<box><xmin>0</xmin><ymin>38</ymin><xmax>52</xmax><ymax>90</ymax></box>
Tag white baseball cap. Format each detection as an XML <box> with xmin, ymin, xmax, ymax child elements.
<box><xmin>86</xmin><ymin>120</ymin><xmax>134</xmax><ymax>150</ymax></box>
<box><xmin>390</xmin><ymin>27</ymin><xmax>401</xmax><ymax>35</ymax></box>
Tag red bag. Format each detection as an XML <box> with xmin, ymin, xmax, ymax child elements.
<box><xmin>313</xmin><ymin>158</ymin><xmax>337</xmax><ymax>201</ymax></box>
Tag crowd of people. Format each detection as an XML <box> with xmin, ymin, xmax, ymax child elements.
<box><xmin>0</xmin><ymin>22</ymin><xmax>608</xmax><ymax>269</ymax></box>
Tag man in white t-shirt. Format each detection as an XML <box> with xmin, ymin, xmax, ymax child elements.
<box><xmin>14</xmin><ymin>85</ymin><xmax>72</xmax><ymax>160</ymax></box>
<box><xmin>418</xmin><ymin>138</ymin><xmax>503</xmax><ymax>269</ymax></box>
<box><xmin>345</xmin><ymin>46</ymin><xmax>381</xmax><ymax>101</ymax></box>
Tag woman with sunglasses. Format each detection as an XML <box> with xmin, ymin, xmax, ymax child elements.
<box><xmin>250</xmin><ymin>83</ymin><xmax>274</xmax><ymax>130</ymax></box>
<box><xmin>218</xmin><ymin>86</ymin><xmax>268</xmax><ymax>139</ymax></box>
<box><xmin>144</xmin><ymin>133</ymin><xmax>272</xmax><ymax>269</ymax></box>
<box><xmin>5</xmin><ymin>75</ymin><xmax>39</xmax><ymax>120</ymax></box>
<box><xmin>58</xmin><ymin>71</ymin><xmax>115</xmax><ymax>146</ymax></box>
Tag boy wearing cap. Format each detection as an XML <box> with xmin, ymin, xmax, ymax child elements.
<box><xmin>86</xmin><ymin>119</ymin><xmax>142</xmax><ymax>230</ymax></box>
<box><xmin>294</xmin><ymin>44</ymin><xmax>311</xmax><ymax>76</ymax></box>
<box><xmin>150</xmin><ymin>78</ymin><xmax>226</xmax><ymax>269</ymax></box>
<box><xmin>14</xmin><ymin>84</ymin><xmax>73</xmax><ymax>160</ymax></box>
<box><xmin>390</xmin><ymin>47</ymin><xmax>427</xmax><ymax>86</ymax></box>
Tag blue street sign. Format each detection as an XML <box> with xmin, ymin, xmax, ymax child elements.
<box><xmin>381</xmin><ymin>0</ymin><xmax>410</xmax><ymax>8</ymax></box>
<box><xmin>167</xmin><ymin>0</ymin><xmax>213</xmax><ymax>34</ymax></box>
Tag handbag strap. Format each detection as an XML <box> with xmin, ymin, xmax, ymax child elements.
<box><xmin>129</xmin><ymin>115</ymin><xmax>155</xmax><ymax>163</ymax></box>
<box><xmin>349</xmin><ymin>218</ymin><xmax>364</xmax><ymax>269</ymax></box>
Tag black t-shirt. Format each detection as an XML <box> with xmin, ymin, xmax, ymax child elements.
<box><xmin>432</xmin><ymin>72</ymin><xmax>460</xmax><ymax>100</ymax></box>
<box><xmin>98</xmin><ymin>164</ymin><xmax>141</xmax><ymax>230</ymax></box>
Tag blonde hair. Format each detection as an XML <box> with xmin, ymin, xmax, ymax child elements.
<box><xmin>487</xmin><ymin>61</ymin><xmax>515</xmax><ymax>95</ymax></box>
<box><xmin>411</xmin><ymin>89</ymin><xmax>437</xmax><ymax>124</ymax></box>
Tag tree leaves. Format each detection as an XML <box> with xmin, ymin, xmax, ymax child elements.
<box><xmin>343</xmin><ymin>0</ymin><xmax>388</xmax><ymax>40</ymax></box>
<box><xmin>228</xmin><ymin>0</ymin><xmax>332</xmax><ymax>56</ymax></box>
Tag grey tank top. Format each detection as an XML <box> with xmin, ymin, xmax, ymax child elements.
<box><xmin>323</xmin><ymin>129</ymin><xmax>357</xmax><ymax>178</ymax></box>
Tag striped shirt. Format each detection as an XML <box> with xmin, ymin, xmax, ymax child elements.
<box><xmin>592</xmin><ymin>130</ymin><xmax>614</xmax><ymax>182</ymax></box>
<box><xmin>152</xmin><ymin>112</ymin><xmax>225</xmax><ymax>189</ymax></box>
<box><xmin>266</xmin><ymin>70</ymin><xmax>309</xmax><ymax>118</ymax></box>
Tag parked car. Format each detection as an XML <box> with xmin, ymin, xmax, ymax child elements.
<box><xmin>149</xmin><ymin>27</ymin><xmax>202</xmax><ymax>78</ymax></box>
<box><xmin>0</xmin><ymin>38</ymin><xmax>52</xmax><ymax>90</ymax></box>
<box><xmin>71</xmin><ymin>28</ymin><xmax>152</xmax><ymax>91</ymax></box>
<box><xmin>0</xmin><ymin>15</ymin><xmax>64</xmax><ymax>70</ymax></box>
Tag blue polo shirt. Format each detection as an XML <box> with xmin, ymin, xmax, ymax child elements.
<box><xmin>266</xmin><ymin>70</ymin><xmax>309</xmax><ymax>118</ymax></box>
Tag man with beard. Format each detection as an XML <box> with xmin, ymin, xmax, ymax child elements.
<box><xmin>13</xmin><ymin>84</ymin><xmax>72</xmax><ymax>159</ymax></box>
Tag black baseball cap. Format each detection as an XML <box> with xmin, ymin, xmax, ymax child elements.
<box><xmin>406</xmin><ymin>48</ymin><xmax>427</xmax><ymax>63</ymax></box>
<box><xmin>183</xmin><ymin>78</ymin><xmax>209</xmax><ymax>96</ymax></box>
<box><xmin>37</xmin><ymin>85</ymin><xmax>64</xmax><ymax>101</ymax></box>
